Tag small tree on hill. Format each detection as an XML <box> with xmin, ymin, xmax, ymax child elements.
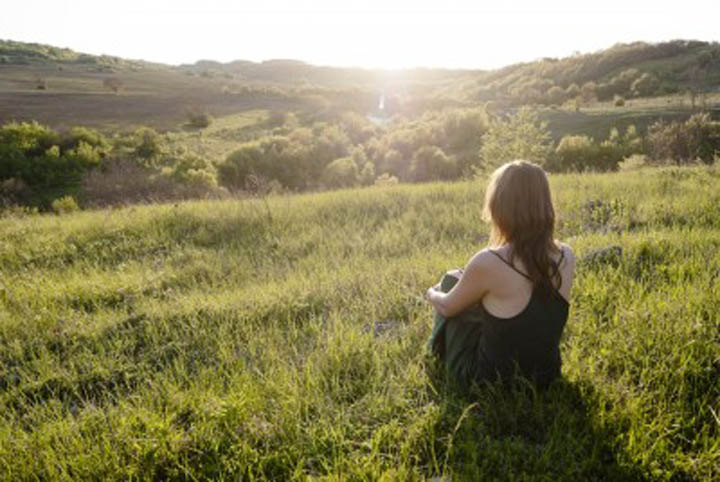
<box><xmin>103</xmin><ymin>77</ymin><xmax>124</xmax><ymax>94</ymax></box>
<box><xmin>631</xmin><ymin>73</ymin><xmax>659</xmax><ymax>97</ymax></box>
<box><xmin>479</xmin><ymin>107</ymin><xmax>553</xmax><ymax>170</ymax></box>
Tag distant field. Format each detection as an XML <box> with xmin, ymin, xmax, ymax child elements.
<box><xmin>542</xmin><ymin>93</ymin><xmax>720</xmax><ymax>140</ymax></box>
<box><xmin>4</xmin><ymin>63</ymin><xmax>720</xmax><ymax>143</ymax></box>
<box><xmin>0</xmin><ymin>65</ymin><xmax>302</xmax><ymax>131</ymax></box>
<box><xmin>1</xmin><ymin>166</ymin><xmax>718</xmax><ymax>480</ymax></box>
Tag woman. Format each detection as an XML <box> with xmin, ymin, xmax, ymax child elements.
<box><xmin>425</xmin><ymin>160</ymin><xmax>575</xmax><ymax>390</ymax></box>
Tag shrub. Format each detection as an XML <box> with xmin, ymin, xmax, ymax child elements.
<box><xmin>187</xmin><ymin>110</ymin><xmax>213</xmax><ymax>129</ymax></box>
<box><xmin>0</xmin><ymin>121</ymin><xmax>106</xmax><ymax>207</ymax></box>
<box><xmin>358</xmin><ymin>161</ymin><xmax>376</xmax><ymax>186</ymax></box>
<box><xmin>51</xmin><ymin>195</ymin><xmax>79</xmax><ymax>214</ymax></box>
<box><xmin>550</xmin><ymin>126</ymin><xmax>642</xmax><ymax>172</ymax></box>
<box><xmin>614</xmin><ymin>95</ymin><xmax>625</xmax><ymax>106</ymax></box>
<box><xmin>631</xmin><ymin>73</ymin><xmax>659</xmax><ymax>97</ymax></box>
<box><xmin>323</xmin><ymin>157</ymin><xmax>359</xmax><ymax>188</ymax></box>
<box><xmin>218</xmin><ymin>124</ymin><xmax>351</xmax><ymax>190</ymax></box>
<box><xmin>374</xmin><ymin>173</ymin><xmax>399</xmax><ymax>186</ymax></box>
<box><xmin>410</xmin><ymin>145</ymin><xmax>456</xmax><ymax>181</ymax></box>
<box><xmin>102</xmin><ymin>77</ymin><xmax>124</xmax><ymax>94</ymax></box>
<box><xmin>131</xmin><ymin>127</ymin><xmax>166</xmax><ymax>164</ymax></box>
<box><xmin>551</xmin><ymin>135</ymin><xmax>597</xmax><ymax>172</ymax></box>
<box><xmin>81</xmin><ymin>158</ymin><xmax>223</xmax><ymax>207</ymax></box>
<box><xmin>647</xmin><ymin>113</ymin><xmax>720</xmax><ymax>164</ymax></box>
<box><xmin>166</xmin><ymin>154</ymin><xmax>217</xmax><ymax>187</ymax></box>
<box><xmin>618</xmin><ymin>154</ymin><xmax>648</xmax><ymax>171</ymax></box>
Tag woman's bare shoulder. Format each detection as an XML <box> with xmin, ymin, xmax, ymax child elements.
<box><xmin>467</xmin><ymin>247</ymin><xmax>497</xmax><ymax>267</ymax></box>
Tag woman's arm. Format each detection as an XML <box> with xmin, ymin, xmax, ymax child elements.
<box><xmin>425</xmin><ymin>250</ymin><xmax>494</xmax><ymax>318</ymax></box>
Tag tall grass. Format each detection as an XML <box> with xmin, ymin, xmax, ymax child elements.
<box><xmin>1</xmin><ymin>166</ymin><xmax>719</xmax><ymax>480</ymax></box>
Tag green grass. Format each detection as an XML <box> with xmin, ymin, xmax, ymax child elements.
<box><xmin>1</xmin><ymin>166</ymin><xmax>719</xmax><ymax>480</ymax></box>
<box><xmin>165</xmin><ymin>110</ymin><xmax>269</xmax><ymax>161</ymax></box>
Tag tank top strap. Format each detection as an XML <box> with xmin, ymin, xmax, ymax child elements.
<box><xmin>488</xmin><ymin>249</ymin><xmax>533</xmax><ymax>281</ymax></box>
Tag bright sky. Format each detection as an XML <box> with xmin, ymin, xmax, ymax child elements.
<box><xmin>2</xmin><ymin>0</ymin><xmax>719</xmax><ymax>70</ymax></box>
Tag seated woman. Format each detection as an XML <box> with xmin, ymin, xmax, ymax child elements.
<box><xmin>425</xmin><ymin>160</ymin><xmax>576</xmax><ymax>390</ymax></box>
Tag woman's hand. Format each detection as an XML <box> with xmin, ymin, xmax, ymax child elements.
<box><xmin>425</xmin><ymin>250</ymin><xmax>494</xmax><ymax>318</ymax></box>
<box><xmin>425</xmin><ymin>285</ymin><xmax>439</xmax><ymax>302</ymax></box>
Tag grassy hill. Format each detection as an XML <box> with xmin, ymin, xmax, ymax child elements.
<box><xmin>1</xmin><ymin>166</ymin><xmax>718</xmax><ymax>479</ymax></box>
<box><xmin>1</xmin><ymin>38</ymin><xmax>719</xmax><ymax>136</ymax></box>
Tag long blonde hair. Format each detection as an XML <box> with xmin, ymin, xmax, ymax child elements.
<box><xmin>482</xmin><ymin>160</ymin><xmax>561</xmax><ymax>296</ymax></box>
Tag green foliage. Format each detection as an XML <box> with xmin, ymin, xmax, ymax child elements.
<box><xmin>480</xmin><ymin>107</ymin><xmax>553</xmax><ymax>170</ymax></box>
<box><xmin>410</xmin><ymin>145</ymin><xmax>456</xmax><ymax>182</ymax></box>
<box><xmin>131</xmin><ymin>127</ymin><xmax>167</xmax><ymax>164</ymax></box>
<box><xmin>322</xmin><ymin>156</ymin><xmax>359</xmax><ymax>188</ymax></box>
<box><xmin>631</xmin><ymin>72</ymin><xmax>660</xmax><ymax>97</ymax></box>
<box><xmin>187</xmin><ymin>110</ymin><xmax>213</xmax><ymax>129</ymax></box>
<box><xmin>0</xmin><ymin>121</ymin><xmax>107</xmax><ymax>206</ymax></box>
<box><xmin>647</xmin><ymin>112</ymin><xmax>720</xmax><ymax>164</ymax></box>
<box><xmin>358</xmin><ymin>161</ymin><xmax>376</xmax><ymax>186</ymax></box>
<box><xmin>373</xmin><ymin>172</ymin><xmax>399</xmax><ymax>186</ymax></box>
<box><xmin>51</xmin><ymin>195</ymin><xmax>79</xmax><ymax>214</ymax></box>
<box><xmin>550</xmin><ymin>125</ymin><xmax>643</xmax><ymax>172</ymax></box>
<box><xmin>219</xmin><ymin>123</ymin><xmax>351</xmax><ymax>190</ymax></box>
<box><xmin>165</xmin><ymin>154</ymin><xmax>217</xmax><ymax>187</ymax></box>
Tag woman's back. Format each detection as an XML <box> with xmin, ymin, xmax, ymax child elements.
<box><xmin>439</xmin><ymin>244</ymin><xmax>574</xmax><ymax>388</ymax></box>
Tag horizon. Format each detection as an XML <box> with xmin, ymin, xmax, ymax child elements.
<box><xmin>3</xmin><ymin>1</ymin><xmax>720</xmax><ymax>71</ymax></box>
<box><xmin>5</xmin><ymin>36</ymin><xmax>718</xmax><ymax>73</ymax></box>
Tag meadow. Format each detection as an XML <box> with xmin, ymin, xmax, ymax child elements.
<box><xmin>1</xmin><ymin>165</ymin><xmax>718</xmax><ymax>480</ymax></box>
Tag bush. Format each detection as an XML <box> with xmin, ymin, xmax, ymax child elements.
<box><xmin>131</xmin><ymin>127</ymin><xmax>167</xmax><ymax>164</ymax></box>
<box><xmin>187</xmin><ymin>110</ymin><xmax>213</xmax><ymax>129</ymax></box>
<box><xmin>81</xmin><ymin>158</ymin><xmax>224</xmax><ymax>207</ymax></box>
<box><xmin>218</xmin><ymin>124</ymin><xmax>351</xmax><ymax>190</ymax></box>
<box><xmin>374</xmin><ymin>173</ymin><xmax>399</xmax><ymax>186</ymax></box>
<box><xmin>618</xmin><ymin>154</ymin><xmax>648</xmax><ymax>171</ymax></box>
<box><xmin>165</xmin><ymin>154</ymin><xmax>217</xmax><ymax>187</ymax></box>
<box><xmin>358</xmin><ymin>161</ymin><xmax>376</xmax><ymax>186</ymax></box>
<box><xmin>51</xmin><ymin>195</ymin><xmax>79</xmax><ymax>214</ymax></box>
<box><xmin>631</xmin><ymin>73</ymin><xmax>659</xmax><ymax>97</ymax></box>
<box><xmin>102</xmin><ymin>77</ymin><xmax>124</xmax><ymax>94</ymax></box>
<box><xmin>550</xmin><ymin>126</ymin><xmax>643</xmax><ymax>172</ymax></box>
<box><xmin>614</xmin><ymin>95</ymin><xmax>626</xmax><ymax>106</ymax></box>
<box><xmin>323</xmin><ymin>157</ymin><xmax>359</xmax><ymax>188</ymax></box>
<box><xmin>647</xmin><ymin>113</ymin><xmax>720</xmax><ymax>164</ymax></box>
<box><xmin>551</xmin><ymin>135</ymin><xmax>597</xmax><ymax>172</ymax></box>
<box><xmin>0</xmin><ymin>121</ymin><xmax>107</xmax><ymax>207</ymax></box>
<box><xmin>410</xmin><ymin>145</ymin><xmax>456</xmax><ymax>181</ymax></box>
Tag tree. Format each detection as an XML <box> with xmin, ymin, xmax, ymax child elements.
<box><xmin>322</xmin><ymin>157</ymin><xmax>358</xmax><ymax>188</ymax></box>
<box><xmin>545</xmin><ymin>86</ymin><xmax>566</xmax><ymax>105</ymax></box>
<box><xmin>581</xmin><ymin>82</ymin><xmax>597</xmax><ymax>103</ymax></box>
<box><xmin>631</xmin><ymin>73</ymin><xmax>659</xmax><ymax>97</ymax></box>
<box><xmin>102</xmin><ymin>77</ymin><xmax>124</xmax><ymax>94</ymax></box>
<box><xmin>479</xmin><ymin>107</ymin><xmax>553</xmax><ymax>170</ymax></box>
<box><xmin>410</xmin><ymin>145</ymin><xmax>455</xmax><ymax>182</ymax></box>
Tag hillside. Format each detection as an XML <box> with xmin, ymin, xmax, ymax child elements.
<box><xmin>1</xmin><ymin>166</ymin><xmax>719</xmax><ymax>479</ymax></box>
<box><xmin>1</xmin><ymin>38</ymin><xmax>719</xmax><ymax>134</ymax></box>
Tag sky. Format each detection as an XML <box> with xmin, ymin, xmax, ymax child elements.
<box><xmin>2</xmin><ymin>0</ymin><xmax>719</xmax><ymax>70</ymax></box>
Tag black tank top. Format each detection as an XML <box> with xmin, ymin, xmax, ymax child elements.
<box><xmin>443</xmin><ymin>248</ymin><xmax>569</xmax><ymax>389</ymax></box>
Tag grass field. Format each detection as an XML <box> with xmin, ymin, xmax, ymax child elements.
<box><xmin>0</xmin><ymin>65</ymin><xmax>301</xmax><ymax>131</ymax></box>
<box><xmin>1</xmin><ymin>166</ymin><xmax>719</xmax><ymax>480</ymax></box>
<box><xmin>541</xmin><ymin>93</ymin><xmax>720</xmax><ymax>141</ymax></box>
